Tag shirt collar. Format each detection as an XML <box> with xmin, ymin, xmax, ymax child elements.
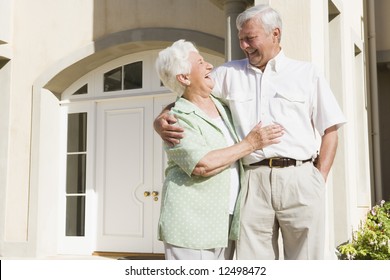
<box><xmin>174</xmin><ymin>95</ymin><xmax>220</xmax><ymax>116</ymax></box>
<box><xmin>174</xmin><ymin>97</ymin><xmax>200</xmax><ymax>114</ymax></box>
<box><xmin>246</xmin><ymin>49</ymin><xmax>286</xmax><ymax>73</ymax></box>
<box><xmin>173</xmin><ymin>95</ymin><xmax>236</xmax><ymax>136</ymax></box>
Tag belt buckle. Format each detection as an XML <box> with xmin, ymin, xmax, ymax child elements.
<box><xmin>269</xmin><ymin>157</ymin><xmax>281</xmax><ymax>168</ymax></box>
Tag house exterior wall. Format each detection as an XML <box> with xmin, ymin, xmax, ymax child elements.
<box><xmin>377</xmin><ymin>66</ymin><xmax>390</xmax><ymax>200</ymax></box>
<box><xmin>375</xmin><ymin>0</ymin><xmax>390</xmax><ymax>52</ymax></box>
<box><xmin>2</xmin><ymin>0</ymin><xmax>97</xmax><ymax>256</ymax></box>
<box><xmin>375</xmin><ymin>0</ymin><xmax>390</xmax><ymax>201</ymax></box>
<box><xmin>0</xmin><ymin>0</ymin><xmax>13</xmax><ymax>257</ymax></box>
<box><xmin>92</xmin><ymin>0</ymin><xmax>224</xmax><ymax>40</ymax></box>
<box><xmin>0</xmin><ymin>0</ymin><xmax>384</xmax><ymax>258</ymax></box>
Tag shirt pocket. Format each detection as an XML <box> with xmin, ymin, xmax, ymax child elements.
<box><xmin>274</xmin><ymin>90</ymin><xmax>305</xmax><ymax>103</ymax></box>
<box><xmin>225</xmin><ymin>89</ymin><xmax>254</xmax><ymax>102</ymax></box>
<box><xmin>225</xmin><ymin>95</ymin><xmax>253</xmax><ymax>104</ymax></box>
<box><xmin>273</xmin><ymin>89</ymin><xmax>307</xmax><ymax>113</ymax></box>
<box><xmin>225</xmin><ymin>95</ymin><xmax>256</xmax><ymax>128</ymax></box>
<box><xmin>270</xmin><ymin>90</ymin><xmax>309</xmax><ymax>123</ymax></box>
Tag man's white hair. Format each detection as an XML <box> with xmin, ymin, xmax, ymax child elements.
<box><xmin>236</xmin><ymin>4</ymin><xmax>282</xmax><ymax>42</ymax></box>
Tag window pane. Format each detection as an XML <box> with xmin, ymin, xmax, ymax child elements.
<box><xmin>67</xmin><ymin>113</ymin><xmax>87</xmax><ymax>153</ymax></box>
<box><xmin>66</xmin><ymin>154</ymin><xmax>86</xmax><ymax>194</ymax></box>
<box><xmin>66</xmin><ymin>196</ymin><xmax>85</xmax><ymax>236</ymax></box>
<box><xmin>124</xmin><ymin>61</ymin><xmax>142</xmax><ymax>90</ymax></box>
<box><xmin>73</xmin><ymin>84</ymin><xmax>88</xmax><ymax>95</ymax></box>
<box><xmin>104</xmin><ymin>66</ymin><xmax>122</xmax><ymax>92</ymax></box>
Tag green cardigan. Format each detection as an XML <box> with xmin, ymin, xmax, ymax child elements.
<box><xmin>158</xmin><ymin>95</ymin><xmax>246</xmax><ymax>249</ymax></box>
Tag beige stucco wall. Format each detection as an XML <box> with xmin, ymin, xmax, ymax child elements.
<box><xmin>375</xmin><ymin>0</ymin><xmax>390</xmax><ymax>52</ymax></box>
<box><xmin>0</xmin><ymin>0</ymin><xmax>13</xmax><ymax>255</ymax></box>
<box><xmin>93</xmin><ymin>0</ymin><xmax>224</xmax><ymax>40</ymax></box>
<box><xmin>0</xmin><ymin>0</ymin><xmax>12</xmax><ymax>44</ymax></box>
<box><xmin>375</xmin><ymin>0</ymin><xmax>390</xmax><ymax>200</ymax></box>
<box><xmin>4</xmin><ymin>0</ymin><xmax>96</xmax><ymax>247</ymax></box>
<box><xmin>378</xmin><ymin>67</ymin><xmax>390</xmax><ymax>200</ymax></box>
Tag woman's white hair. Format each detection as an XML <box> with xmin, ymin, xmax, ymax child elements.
<box><xmin>155</xmin><ymin>39</ymin><xmax>199</xmax><ymax>97</ymax></box>
<box><xmin>236</xmin><ymin>4</ymin><xmax>282</xmax><ymax>42</ymax></box>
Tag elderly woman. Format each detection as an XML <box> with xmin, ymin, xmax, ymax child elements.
<box><xmin>155</xmin><ymin>40</ymin><xmax>283</xmax><ymax>260</ymax></box>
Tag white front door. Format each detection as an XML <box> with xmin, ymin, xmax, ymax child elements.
<box><xmin>95</xmin><ymin>94</ymin><xmax>174</xmax><ymax>253</ymax></box>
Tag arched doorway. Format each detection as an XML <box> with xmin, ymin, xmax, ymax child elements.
<box><xmin>58</xmin><ymin>50</ymin><xmax>224</xmax><ymax>254</ymax></box>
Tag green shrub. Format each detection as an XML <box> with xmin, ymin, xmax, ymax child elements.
<box><xmin>336</xmin><ymin>200</ymin><xmax>390</xmax><ymax>260</ymax></box>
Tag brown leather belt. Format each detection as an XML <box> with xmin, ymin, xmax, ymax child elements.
<box><xmin>249</xmin><ymin>157</ymin><xmax>312</xmax><ymax>168</ymax></box>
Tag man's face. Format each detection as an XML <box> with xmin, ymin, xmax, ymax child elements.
<box><xmin>238</xmin><ymin>19</ymin><xmax>280</xmax><ymax>71</ymax></box>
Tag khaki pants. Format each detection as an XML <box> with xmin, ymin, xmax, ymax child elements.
<box><xmin>237</xmin><ymin>162</ymin><xmax>325</xmax><ymax>260</ymax></box>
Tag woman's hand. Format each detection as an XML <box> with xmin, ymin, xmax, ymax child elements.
<box><xmin>244</xmin><ymin>122</ymin><xmax>284</xmax><ymax>151</ymax></box>
<box><xmin>193</xmin><ymin>122</ymin><xmax>284</xmax><ymax>177</ymax></box>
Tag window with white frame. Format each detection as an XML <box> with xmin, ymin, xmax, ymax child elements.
<box><xmin>103</xmin><ymin>61</ymin><xmax>143</xmax><ymax>92</ymax></box>
<box><xmin>65</xmin><ymin>112</ymin><xmax>87</xmax><ymax>236</ymax></box>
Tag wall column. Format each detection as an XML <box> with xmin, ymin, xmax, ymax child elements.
<box><xmin>224</xmin><ymin>0</ymin><xmax>254</xmax><ymax>61</ymax></box>
<box><xmin>0</xmin><ymin>0</ymin><xmax>13</xmax><ymax>257</ymax></box>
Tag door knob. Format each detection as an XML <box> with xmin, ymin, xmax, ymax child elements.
<box><xmin>152</xmin><ymin>191</ymin><xmax>159</xmax><ymax>197</ymax></box>
<box><xmin>144</xmin><ymin>191</ymin><xmax>151</xmax><ymax>197</ymax></box>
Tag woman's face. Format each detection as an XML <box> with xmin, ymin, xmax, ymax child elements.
<box><xmin>187</xmin><ymin>51</ymin><xmax>214</xmax><ymax>93</ymax></box>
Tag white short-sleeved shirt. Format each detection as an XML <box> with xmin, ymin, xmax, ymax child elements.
<box><xmin>212</xmin><ymin>50</ymin><xmax>347</xmax><ymax>165</ymax></box>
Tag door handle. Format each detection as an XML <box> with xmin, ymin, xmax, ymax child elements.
<box><xmin>144</xmin><ymin>191</ymin><xmax>151</xmax><ymax>197</ymax></box>
<box><xmin>144</xmin><ymin>191</ymin><xmax>159</xmax><ymax>200</ymax></box>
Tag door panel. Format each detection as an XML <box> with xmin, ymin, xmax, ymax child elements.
<box><xmin>96</xmin><ymin>95</ymin><xmax>175</xmax><ymax>253</ymax></box>
<box><xmin>95</xmin><ymin>94</ymin><xmax>175</xmax><ymax>253</ymax></box>
<box><xmin>152</xmin><ymin>94</ymin><xmax>176</xmax><ymax>253</ymax></box>
<box><xmin>96</xmin><ymin>97</ymin><xmax>153</xmax><ymax>252</ymax></box>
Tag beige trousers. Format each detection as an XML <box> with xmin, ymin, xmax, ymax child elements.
<box><xmin>237</xmin><ymin>162</ymin><xmax>326</xmax><ymax>260</ymax></box>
